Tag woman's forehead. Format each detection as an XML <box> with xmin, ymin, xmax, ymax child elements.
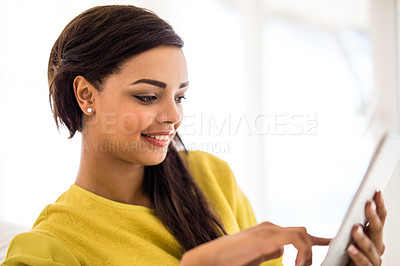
<box><xmin>116</xmin><ymin>47</ymin><xmax>188</xmax><ymax>81</ymax></box>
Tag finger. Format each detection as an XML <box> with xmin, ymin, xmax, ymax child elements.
<box><xmin>365</xmin><ymin>201</ymin><xmax>385</xmax><ymax>254</ymax></box>
<box><xmin>374</xmin><ymin>191</ymin><xmax>387</xmax><ymax>225</ymax></box>
<box><xmin>309</xmin><ymin>235</ymin><xmax>331</xmax><ymax>246</ymax></box>
<box><xmin>256</xmin><ymin>224</ymin><xmax>316</xmax><ymax>265</ymax></box>
<box><xmin>252</xmin><ymin>222</ymin><xmax>299</xmax><ymax>263</ymax></box>
<box><xmin>243</xmin><ymin>247</ymin><xmax>283</xmax><ymax>266</ymax></box>
<box><xmin>352</xmin><ymin>225</ymin><xmax>381</xmax><ymax>265</ymax></box>
<box><xmin>347</xmin><ymin>244</ymin><xmax>373</xmax><ymax>266</ymax></box>
<box><xmin>283</xmin><ymin>227</ymin><xmax>313</xmax><ymax>266</ymax></box>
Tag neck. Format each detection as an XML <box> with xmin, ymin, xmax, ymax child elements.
<box><xmin>74</xmin><ymin>137</ymin><xmax>153</xmax><ymax>209</ymax></box>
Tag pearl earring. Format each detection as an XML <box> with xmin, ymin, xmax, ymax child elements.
<box><xmin>87</xmin><ymin>108</ymin><xmax>93</xmax><ymax>113</ymax></box>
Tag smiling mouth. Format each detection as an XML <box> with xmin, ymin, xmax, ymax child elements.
<box><xmin>141</xmin><ymin>133</ymin><xmax>170</xmax><ymax>147</ymax></box>
<box><xmin>141</xmin><ymin>134</ymin><xmax>169</xmax><ymax>141</ymax></box>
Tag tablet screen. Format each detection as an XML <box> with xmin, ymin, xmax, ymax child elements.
<box><xmin>321</xmin><ymin>133</ymin><xmax>400</xmax><ymax>266</ymax></box>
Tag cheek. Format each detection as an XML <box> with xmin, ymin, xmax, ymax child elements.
<box><xmin>174</xmin><ymin>110</ymin><xmax>183</xmax><ymax>130</ymax></box>
<box><xmin>119</xmin><ymin>111</ymin><xmax>144</xmax><ymax>135</ymax></box>
<box><xmin>123</xmin><ymin>115</ymin><xmax>136</xmax><ymax>131</ymax></box>
<box><xmin>175</xmin><ymin>120</ymin><xmax>182</xmax><ymax>130</ymax></box>
<box><xmin>177</xmin><ymin>106</ymin><xmax>184</xmax><ymax>126</ymax></box>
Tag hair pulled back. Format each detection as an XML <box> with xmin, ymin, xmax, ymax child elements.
<box><xmin>48</xmin><ymin>5</ymin><xmax>226</xmax><ymax>253</ymax></box>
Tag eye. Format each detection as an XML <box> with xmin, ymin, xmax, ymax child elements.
<box><xmin>134</xmin><ymin>95</ymin><xmax>157</xmax><ymax>103</ymax></box>
<box><xmin>175</xmin><ymin>96</ymin><xmax>186</xmax><ymax>103</ymax></box>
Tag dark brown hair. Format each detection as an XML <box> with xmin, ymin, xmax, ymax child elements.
<box><xmin>48</xmin><ymin>5</ymin><xmax>226</xmax><ymax>253</ymax></box>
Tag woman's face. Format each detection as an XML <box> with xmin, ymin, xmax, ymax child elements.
<box><xmin>86</xmin><ymin>46</ymin><xmax>188</xmax><ymax>165</ymax></box>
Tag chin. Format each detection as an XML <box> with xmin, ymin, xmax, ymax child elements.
<box><xmin>140</xmin><ymin>149</ymin><xmax>169</xmax><ymax>166</ymax></box>
<box><xmin>144</xmin><ymin>158</ymin><xmax>166</xmax><ymax>166</ymax></box>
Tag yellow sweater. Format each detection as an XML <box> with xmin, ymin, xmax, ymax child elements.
<box><xmin>3</xmin><ymin>151</ymin><xmax>282</xmax><ymax>265</ymax></box>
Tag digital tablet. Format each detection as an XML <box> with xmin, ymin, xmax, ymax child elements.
<box><xmin>321</xmin><ymin>133</ymin><xmax>400</xmax><ymax>266</ymax></box>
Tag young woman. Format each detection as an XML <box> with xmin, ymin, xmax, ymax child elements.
<box><xmin>3</xmin><ymin>5</ymin><xmax>386</xmax><ymax>266</ymax></box>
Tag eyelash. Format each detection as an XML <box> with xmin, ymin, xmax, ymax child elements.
<box><xmin>134</xmin><ymin>95</ymin><xmax>157</xmax><ymax>103</ymax></box>
<box><xmin>134</xmin><ymin>95</ymin><xmax>186</xmax><ymax>104</ymax></box>
<box><xmin>176</xmin><ymin>96</ymin><xmax>186</xmax><ymax>103</ymax></box>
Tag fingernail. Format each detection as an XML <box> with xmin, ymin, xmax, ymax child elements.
<box><xmin>377</xmin><ymin>191</ymin><xmax>384</xmax><ymax>201</ymax></box>
<box><xmin>370</xmin><ymin>201</ymin><xmax>377</xmax><ymax>214</ymax></box>
<box><xmin>348</xmin><ymin>244</ymin><xmax>358</xmax><ymax>256</ymax></box>
<box><xmin>376</xmin><ymin>190</ymin><xmax>383</xmax><ymax>200</ymax></box>
<box><xmin>356</xmin><ymin>225</ymin><xmax>363</xmax><ymax>238</ymax></box>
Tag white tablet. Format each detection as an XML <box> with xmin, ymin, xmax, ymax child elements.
<box><xmin>322</xmin><ymin>133</ymin><xmax>400</xmax><ymax>266</ymax></box>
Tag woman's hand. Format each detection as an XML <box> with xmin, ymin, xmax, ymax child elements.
<box><xmin>180</xmin><ymin>222</ymin><xmax>330</xmax><ymax>266</ymax></box>
<box><xmin>348</xmin><ymin>191</ymin><xmax>387</xmax><ymax>265</ymax></box>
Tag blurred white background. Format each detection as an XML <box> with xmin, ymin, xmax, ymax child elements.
<box><xmin>0</xmin><ymin>0</ymin><xmax>399</xmax><ymax>264</ymax></box>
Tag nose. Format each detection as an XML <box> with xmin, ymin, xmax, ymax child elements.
<box><xmin>156</xmin><ymin>97</ymin><xmax>182</xmax><ymax>125</ymax></box>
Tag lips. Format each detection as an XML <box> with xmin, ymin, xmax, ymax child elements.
<box><xmin>141</xmin><ymin>134</ymin><xmax>169</xmax><ymax>141</ymax></box>
<box><xmin>141</xmin><ymin>134</ymin><xmax>169</xmax><ymax>147</ymax></box>
<box><xmin>140</xmin><ymin>130</ymin><xmax>174</xmax><ymax>147</ymax></box>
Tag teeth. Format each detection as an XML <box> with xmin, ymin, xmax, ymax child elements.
<box><xmin>144</xmin><ymin>134</ymin><xmax>168</xmax><ymax>141</ymax></box>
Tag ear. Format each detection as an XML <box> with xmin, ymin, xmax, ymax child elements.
<box><xmin>73</xmin><ymin>75</ymin><xmax>96</xmax><ymax>115</ymax></box>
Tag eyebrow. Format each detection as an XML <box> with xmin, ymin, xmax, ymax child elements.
<box><xmin>132</xmin><ymin>79</ymin><xmax>189</xmax><ymax>89</ymax></box>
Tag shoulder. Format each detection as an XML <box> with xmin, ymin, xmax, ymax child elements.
<box><xmin>179</xmin><ymin>150</ymin><xmax>238</xmax><ymax>207</ymax></box>
<box><xmin>180</xmin><ymin>149</ymin><xmax>227</xmax><ymax>163</ymax></box>
<box><xmin>179</xmin><ymin>150</ymin><xmax>233</xmax><ymax>177</ymax></box>
<box><xmin>179</xmin><ymin>150</ymin><xmax>236</xmax><ymax>190</ymax></box>
<box><xmin>31</xmin><ymin>190</ymin><xmax>75</xmax><ymax>229</ymax></box>
<box><xmin>3</xmin><ymin>231</ymin><xmax>80</xmax><ymax>266</ymax></box>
